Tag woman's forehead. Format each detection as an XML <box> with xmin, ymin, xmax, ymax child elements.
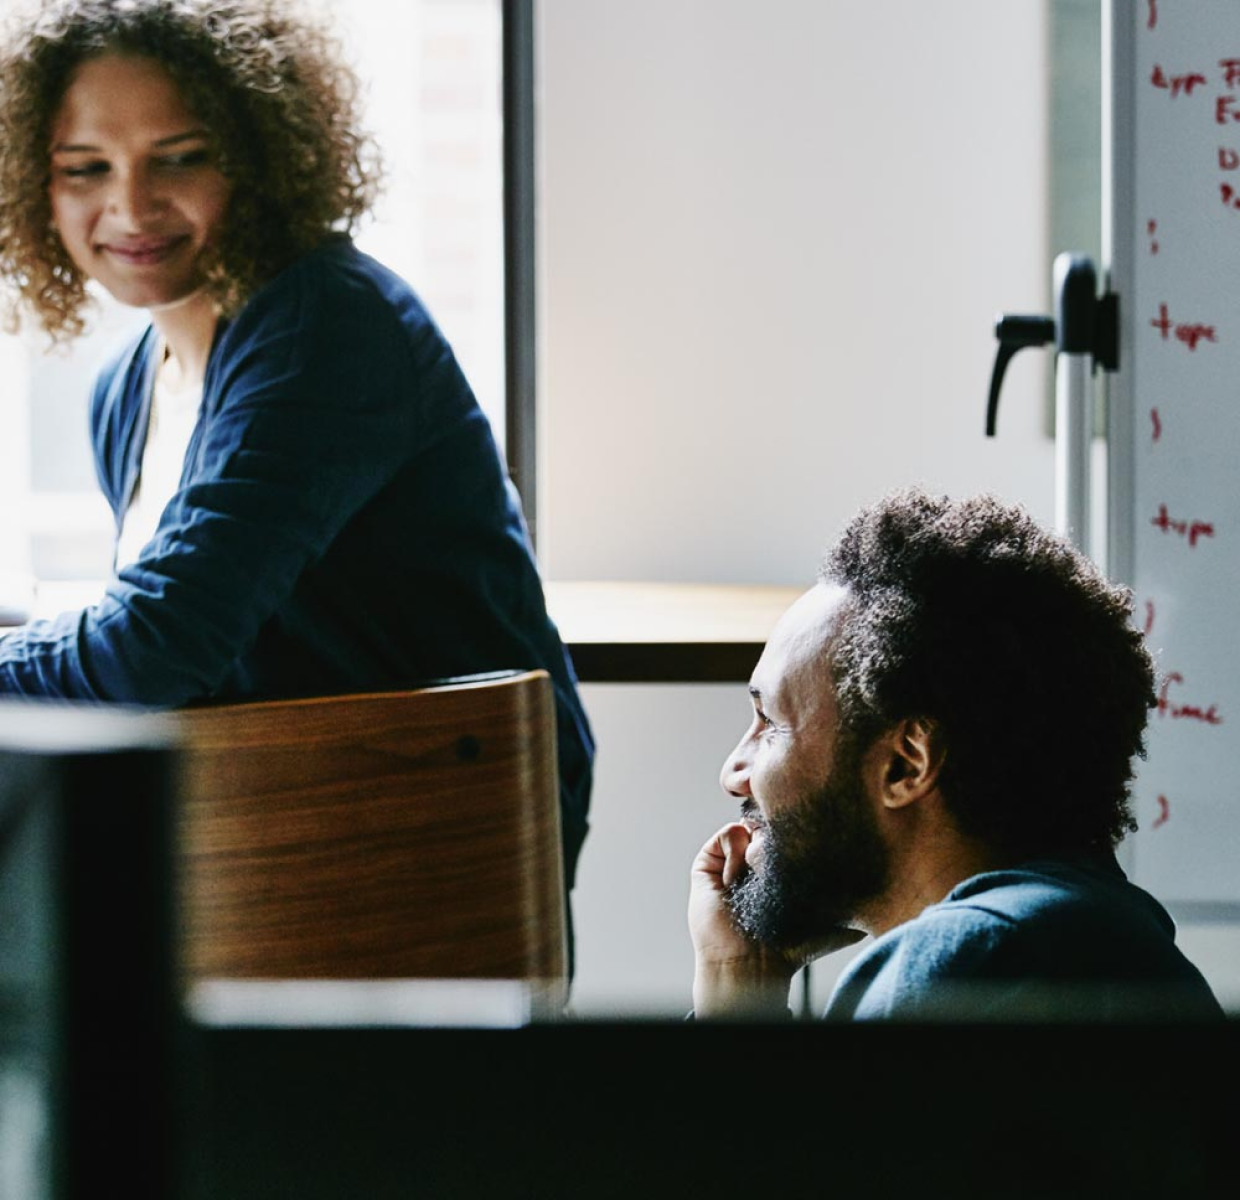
<box><xmin>52</xmin><ymin>53</ymin><xmax>198</xmax><ymax>144</ymax></box>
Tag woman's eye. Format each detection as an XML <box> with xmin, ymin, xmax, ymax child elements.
<box><xmin>158</xmin><ymin>149</ymin><xmax>210</xmax><ymax>169</ymax></box>
<box><xmin>59</xmin><ymin>162</ymin><xmax>108</xmax><ymax>179</ymax></box>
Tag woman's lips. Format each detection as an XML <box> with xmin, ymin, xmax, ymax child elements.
<box><xmin>102</xmin><ymin>236</ymin><xmax>188</xmax><ymax>266</ymax></box>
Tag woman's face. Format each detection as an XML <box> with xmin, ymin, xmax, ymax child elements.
<box><xmin>48</xmin><ymin>53</ymin><xmax>232</xmax><ymax>312</ymax></box>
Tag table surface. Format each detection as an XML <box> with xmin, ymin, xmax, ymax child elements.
<box><xmin>3</xmin><ymin>578</ymin><xmax>806</xmax><ymax>685</ymax></box>
<box><xmin>543</xmin><ymin>580</ymin><xmax>804</xmax><ymax>683</ymax></box>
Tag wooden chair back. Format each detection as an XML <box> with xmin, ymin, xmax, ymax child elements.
<box><xmin>173</xmin><ymin>670</ymin><xmax>566</xmax><ymax>991</ymax></box>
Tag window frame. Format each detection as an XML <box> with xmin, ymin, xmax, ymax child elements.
<box><xmin>503</xmin><ymin>0</ymin><xmax>538</xmax><ymax>545</ymax></box>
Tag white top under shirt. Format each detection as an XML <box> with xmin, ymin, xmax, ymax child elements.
<box><xmin>114</xmin><ymin>346</ymin><xmax>205</xmax><ymax>572</ymax></box>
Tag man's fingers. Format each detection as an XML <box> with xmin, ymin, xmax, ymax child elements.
<box><xmin>717</xmin><ymin>822</ymin><xmax>752</xmax><ymax>888</ymax></box>
<box><xmin>692</xmin><ymin>821</ymin><xmax>752</xmax><ymax>889</ymax></box>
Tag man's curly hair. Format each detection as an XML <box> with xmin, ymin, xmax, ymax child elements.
<box><xmin>820</xmin><ymin>486</ymin><xmax>1157</xmax><ymax>858</ymax></box>
<box><xmin>0</xmin><ymin>0</ymin><xmax>382</xmax><ymax>341</ymax></box>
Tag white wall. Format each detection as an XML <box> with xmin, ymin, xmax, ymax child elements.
<box><xmin>536</xmin><ymin>0</ymin><xmax>1239</xmax><ymax>1017</ymax></box>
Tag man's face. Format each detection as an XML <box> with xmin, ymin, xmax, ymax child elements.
<box><xmin>718</xmin><ymin>583</ymin><xmax>890</xmax><ymax>948</ymax></box>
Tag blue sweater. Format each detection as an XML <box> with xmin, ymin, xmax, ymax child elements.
<box><xmin>0</xmin><ymin>237</ymin><xmax>593</xmax><ymax>887</ymax></box>
<box><xmin>824</xmin><ymin>854</ymin><xmax>1225</xmax><ymax>1021</ymax></box>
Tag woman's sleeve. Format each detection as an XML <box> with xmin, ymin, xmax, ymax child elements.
<box><xmin>0</xmin><ymin>264</ymin><xmax>442</xmax><ymax>703</ymax></box>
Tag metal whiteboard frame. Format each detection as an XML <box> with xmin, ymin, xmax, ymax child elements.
<box><xmin>1103</xmin><ymin>0</ymin><xmax>1135</xmax><ymax>885</ymax></box>
<box><xmin>1103</xmin><ymin>0</ymin><xmax>1136</xmax><ymax>593</ymax></box>
<box><xmin>1103</xmin><ymin>0</ymin><xmax>1240</xmax><ymax>921</ymax></box>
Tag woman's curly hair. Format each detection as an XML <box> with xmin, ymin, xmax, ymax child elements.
<box><xmin>0</xmin><ymin>0</ymin><xmax>383</xmax><ymax>341</ymax></box>
<box><xmin>820</xmin><ymin>486</ymin><xmax>1158</xmax><ymax>858</ymax></box>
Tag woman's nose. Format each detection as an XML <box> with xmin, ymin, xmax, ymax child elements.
<box><xmin>108</xmin><ymin>169</ymin><xmax>164</xmax><ymax>225</ymax></box>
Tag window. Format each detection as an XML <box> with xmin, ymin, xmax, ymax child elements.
<box><xmin>0</xmin><ymin>0</ymin><xmax>507</xmax><ymax>595</ymax></box>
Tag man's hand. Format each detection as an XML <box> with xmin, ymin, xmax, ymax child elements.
<box><xmin>688</xmin><ymin>821</ymin><xmax>758</xmax><ymax>960</ymax></box>
<box><xmin>688</xmin><ymin>821</ymin><xmax>868</xmax><ymax>1019</ymax></box>
<box><xmin>688</xmin><ymin>822</ymin><xmax>797</xmax><ymax>1018</ymax></box>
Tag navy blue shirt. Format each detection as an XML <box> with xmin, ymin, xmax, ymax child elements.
<box><xmin>0</xmin><ymin>237</ymin><xmax>593</xmax><ymax>887</ymax></box>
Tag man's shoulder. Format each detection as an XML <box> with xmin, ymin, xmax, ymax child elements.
<box><xmin>824</xmin><ymin>855</ymin><xmax>1224</xmax><ymax>1022</ymax></box>
<box><xmin>870</xmin><ymin>855</ymin><xmax>1173</xmax><ymax>978</ymax></box>
<box><xmin>940</xmin><ymin>856</ymin><xmax>1138</xmax><ymax>923</ymax></box>
<box><xmin>850</xmin><ymin>887</ymin><xmax>1029</xmax><ymax>986</ymax></box>
<box><xmin>820</xmin><ymin>898</ymin><xmax>1022</xmax><ymax>1022</ymax></box>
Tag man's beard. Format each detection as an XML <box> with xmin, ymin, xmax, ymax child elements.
<box><xmin>725</xmin><ymin>735</ymin><xmax>890</xmax><ymax>951</ymax></box>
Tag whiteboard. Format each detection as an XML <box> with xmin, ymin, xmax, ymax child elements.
<box><xmin>1106</xmin><ymin>0</ymin><xmax>1240</xmax><ymax>915</ymax></box>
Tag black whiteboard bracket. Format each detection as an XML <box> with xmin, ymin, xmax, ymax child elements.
<box><xmin>1095</xmin><ymin>290</ymin><xmax>1119</xmax><ymax>373</ymax></box>
<box><xmin>986</xmin><ymin>253</ymin><xmax>1119</xmax><ymax>436</ymax></box>
<box><xmin>985</xmin><ymin>315</ymin><xmax>1055</xmax><ymax>436</ymax></box>
<box><xmin>1054</xmin><ymin>253</ymin><xmax>1120</xmax><ymax>373</ymax></box>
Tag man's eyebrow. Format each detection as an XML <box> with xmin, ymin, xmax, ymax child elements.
<box><xmin>51</xmin><ymin>129</ymin><xmax>210</xmax><ymax>154</ymax></box>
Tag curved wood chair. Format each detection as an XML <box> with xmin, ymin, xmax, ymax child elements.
<box><xmin>173</xmin><ymin>670</ymin><xmax>566</xmax><ymax>996</ymax></box>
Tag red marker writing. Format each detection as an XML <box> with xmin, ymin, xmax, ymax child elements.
<box><xmin>1151</xmin><ymin>64</ymin><xmax>1207</xmax><ymax>96</ymax></box>
<box><xmin>1157</xmin><ymin>671</ymin><xmax>1223</xmax><ymax>724</ymax></box>
<box><xmin>1151</xmin><ymin>503</ymin><xmax>1215</xmax><ymax>547</ymax></box>
<box><xmin>1150</xmin><ymin>303</ymin><xmax>1217</xmax><ymax>350</ymax></box>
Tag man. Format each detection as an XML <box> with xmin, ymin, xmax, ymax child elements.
<box><xmin>689</xmin><ymin>487</ymin><xmax>1224</xmax><ymax>1021</ymax></box>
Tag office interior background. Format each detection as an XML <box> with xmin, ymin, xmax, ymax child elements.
<box><xmin>0</xmin><ymin>0</ymin><xmax>1235</xmax><ymax>1020</ymax></box>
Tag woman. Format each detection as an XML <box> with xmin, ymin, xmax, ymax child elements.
<box><xmin>0</xmin><ymin>0</ymin><xmax>593</xmax><ymax>937</ymax></box>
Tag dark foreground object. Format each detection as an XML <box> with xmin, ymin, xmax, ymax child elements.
<box><xmin>188</xmin><ymin>1017</ymin><xmax>1236</xmax><ymax>1199</ymax></box>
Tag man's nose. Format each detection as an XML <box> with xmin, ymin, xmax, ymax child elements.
<box><xmin>719</xmin><ymin>738</ymin><xmax>753</xmax><ymax>798</ymax></box>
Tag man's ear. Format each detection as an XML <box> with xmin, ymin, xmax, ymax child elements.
<box><xmin>871</xmin><ymin>717</ymin><xmax>944</xmax><ymax>810</ymax></box>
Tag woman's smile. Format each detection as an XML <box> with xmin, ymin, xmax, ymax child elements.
<box><xmin>101</xmin><ymin>234</ymin><xmax>192</xmax><ymax>267</ymax></box>
<box><xmin>48</xmin><ymin>54</ymin><xmax>231</xmax><ymax>315</ymax></box>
